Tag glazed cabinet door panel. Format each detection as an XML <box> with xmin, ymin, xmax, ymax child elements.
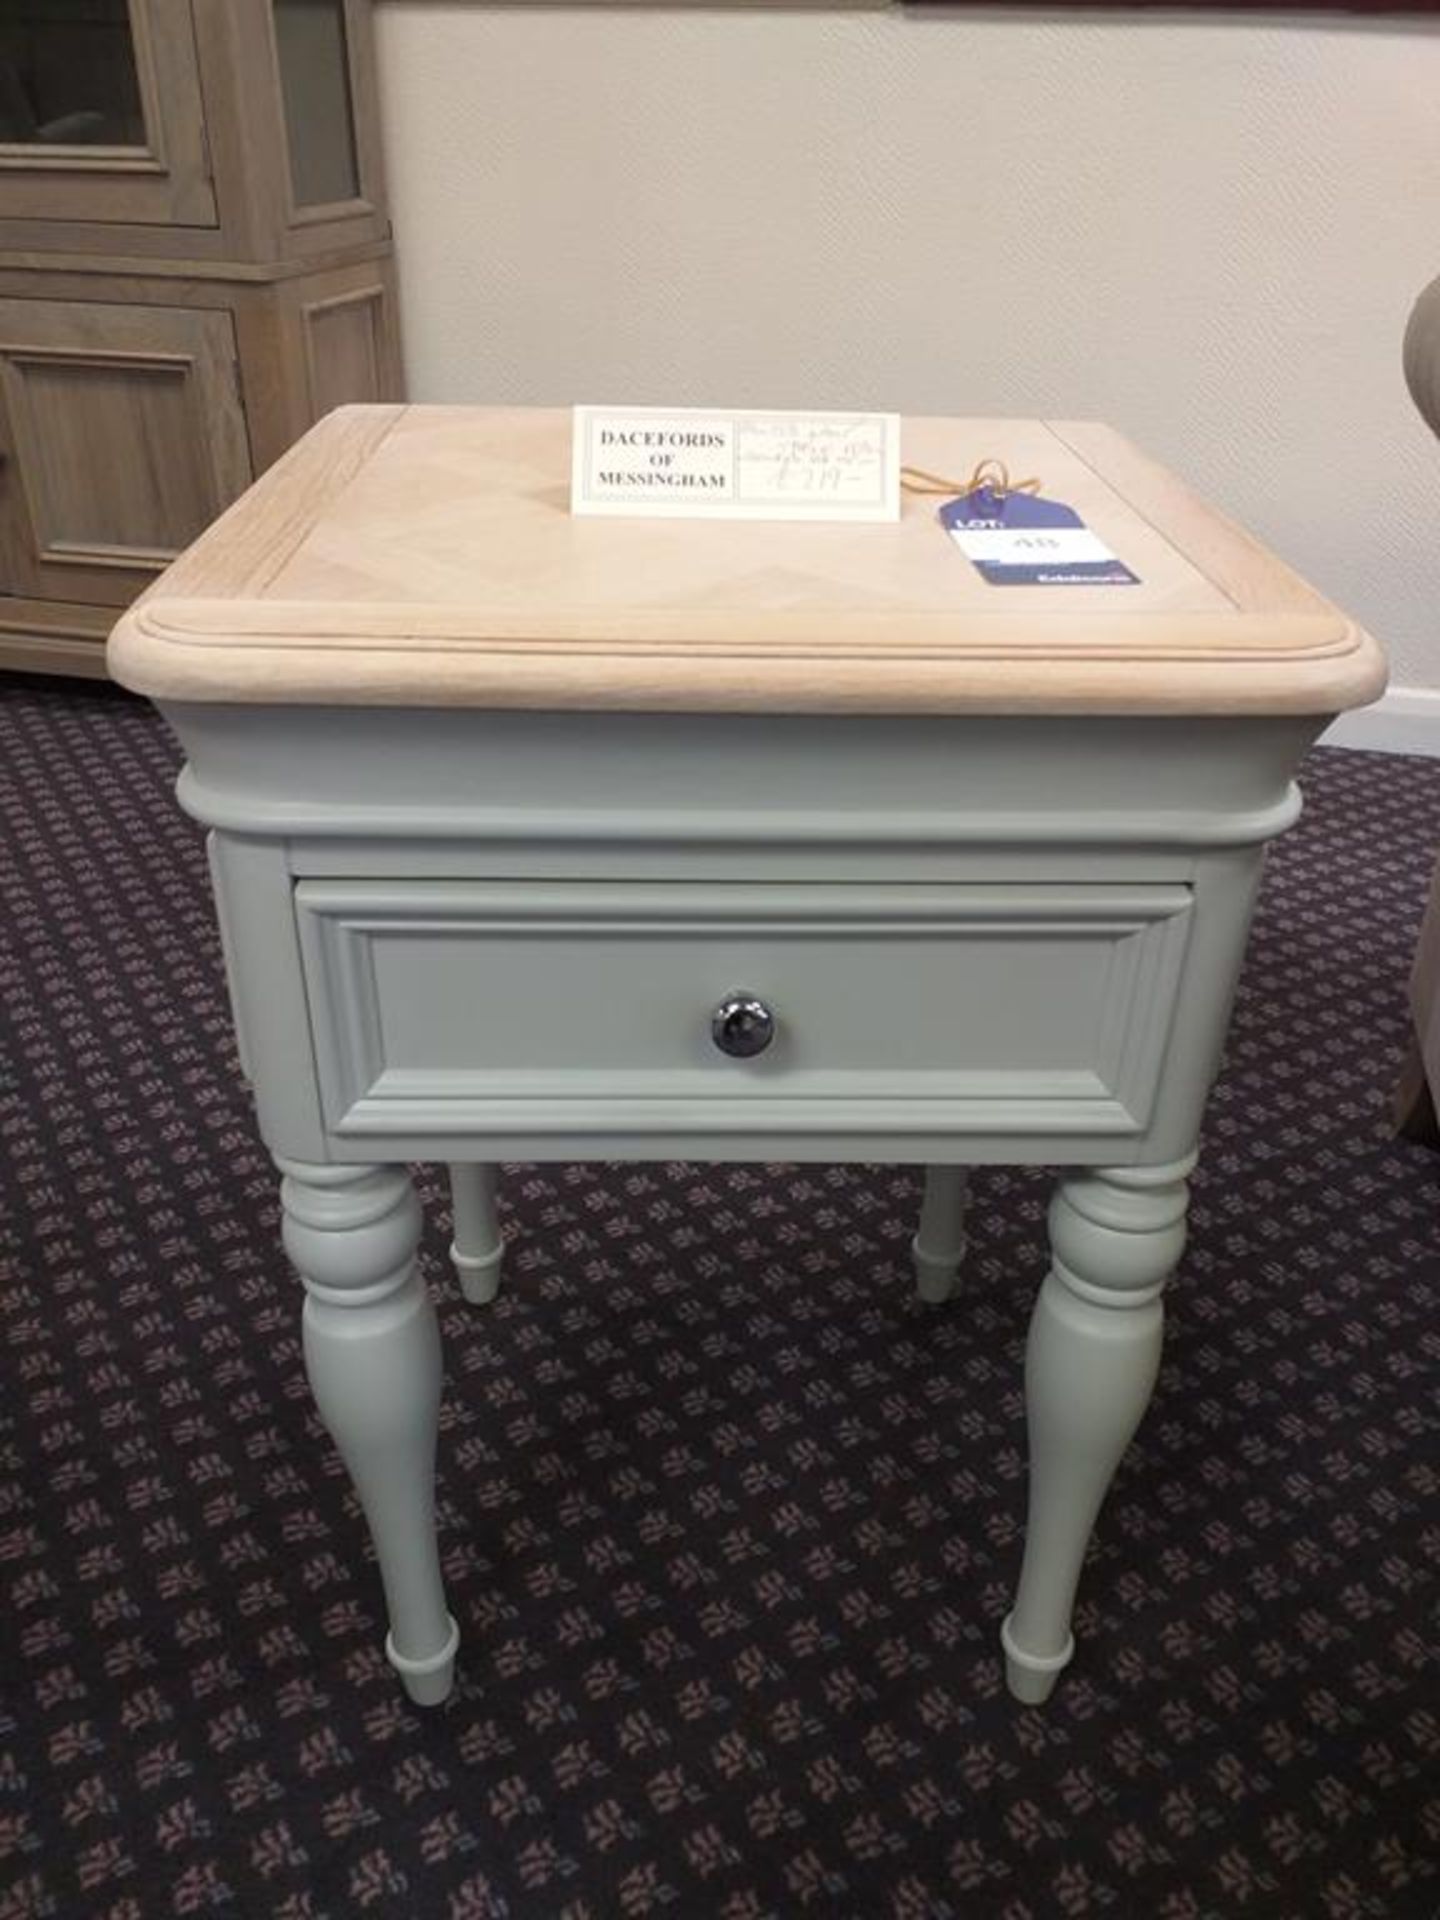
<box><xmin>0</xmin><ymin>297</ymin><xmax>251</xmax><ymax>605</ymax></box>
<box><xmin>0</xmin><ymin>0</ymin><xmax>217</xmax><ymax>229</ymax></box>
<box><xmin>270</xmin><ymin>0</ymin><xmax>387</xmax><ymax>252</ymax></box>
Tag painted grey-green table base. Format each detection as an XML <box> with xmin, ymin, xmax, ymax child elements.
<box><xmin>173</xmin><ymin>706</ymin><xmax>1320</xmax><ymax>1712</ymax></box>
<box><xmin>451</xmin><ymin>1154</ymin><xmax>1190</xmax><ymax>1706</ymax></box>
<box><xmin>448</xmin><ymin>1162</ymin><xmax>504</xmax><ymax>1305</ymax></box>
<box><xmin>448</xmin><ymin>1161</ymin><xmax>971</xmax><ymax>1308</ymax></box>
<box><xmin>286</xmin><ymin>1152</ymin><xmax>1189</xmax><ymax>1709</ymax></box>
<box><xmin>912</xmin><ymin>1164</ymin><xmax>969</xmax><ymax>1304</ymax></box>
<box><xmin>439</xmin><ymin>1153</ymin><xmax>1193</xmax><ymax>1705</ymax></box>
<box><xmin>278</xmin><ymin>1157</ymin><xmax>460</xmax><ymax>1706</ymax></box>
<box><xmin>1001</xmin><ymin>1154</ymin><xmax>1193</xmax><ymax>1703</ymax></box>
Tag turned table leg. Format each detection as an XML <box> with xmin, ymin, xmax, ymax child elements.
<box><xmin>913</xmin><ymin>1166</ymin><xmax>969</xmax><ymax>1303</ymax></box>
<box><xmin>1001</xmin><ymin>1154</ymin><xmax>1195</xmax><ymax>1705</ymax></box>
<box><xmin>278</xmin><ymin>1158</ymin><xmax>459</xmax><ymax>1706</ymax></box>
<box><xmin>448</xmin><ymin>1163</ymin><xmax>504</xmax><ymax>1305</ymax></box>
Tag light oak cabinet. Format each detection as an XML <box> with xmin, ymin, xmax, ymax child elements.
<box><xmin>0</xmin><ymin>0</ymin><xmax>400</xmax><ymax>677</ymax></box>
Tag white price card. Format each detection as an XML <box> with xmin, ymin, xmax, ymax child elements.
<box><xmin>571</xmin><ymin>406</ymin><xmax>900</xmax><ymax>522</ymax></box>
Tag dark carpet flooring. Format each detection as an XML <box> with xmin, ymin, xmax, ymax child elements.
<box><xmin>1</xmin><ymin>677</ymin><xmax>1438</xmax><ymax>1920</ymax></box>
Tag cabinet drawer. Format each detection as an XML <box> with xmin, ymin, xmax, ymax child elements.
<box><xmin>294</xmin><ymin>880</ymin><xmax>1193</xmax><ymax>1145</ymax></box>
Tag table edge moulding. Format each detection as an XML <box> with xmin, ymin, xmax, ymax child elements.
<box><xmin>109</xmin><ymin>404</ymin><xmax>1383</xmax><ymax>713</ymax></box>
<box><xmin>107</xmin><ymin>406</ymin><xmax>1386</xmax><ymax>1711</ymax></box>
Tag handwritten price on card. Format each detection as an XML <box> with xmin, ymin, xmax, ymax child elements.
<box><xmin>737</xmin><ymin>418</ymin><xmax>891</xmax><ymax>503</ymax></box>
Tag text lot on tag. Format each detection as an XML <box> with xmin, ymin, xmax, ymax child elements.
<box><xmin>940</xmin><ymin>489</ymin><xmax>1140</xmax><ymax>587</ymax></box>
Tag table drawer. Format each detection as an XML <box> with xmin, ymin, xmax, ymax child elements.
<box><xmin>293</xmin><ymin>879</ymin><xmax>1193</xmax><ymax>1144</ymax></box>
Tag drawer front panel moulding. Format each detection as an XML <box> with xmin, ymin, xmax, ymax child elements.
<box><xmin>293</xmin><ymin>878</ymin><xmax>1195</xmax><ymax>1146</ymax></box>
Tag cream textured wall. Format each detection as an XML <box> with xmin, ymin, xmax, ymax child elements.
<box><xmin>373</xmin><ymin>5</ymin><xmax>1440</xmax><ymax>702</ymax></box>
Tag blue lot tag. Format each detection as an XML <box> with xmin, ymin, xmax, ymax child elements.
<box><xmin>939</xmin><ymin>487</ymin><xmax>1140</xmax><ymax>587</ymax></box>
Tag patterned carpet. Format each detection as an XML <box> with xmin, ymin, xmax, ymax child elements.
<box><xmin>1</xmin><ymin>675</ymin><xmax>1438</xmax><ymax>1920</ymax></box>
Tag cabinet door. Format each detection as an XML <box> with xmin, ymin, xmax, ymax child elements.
<box><xmin>272</xmin><ymin>0</ymin><xmax>365</xmax><ymax>215</ymax></box>
<box><xmin>0</xmin><ymin>298</ymin><xmax>251</xmax><ymax>607</ymax></box>
<box><xmin>0</xmin><ymin>1</ymin><xmax>216</xmax><ymax>229</ymax></box>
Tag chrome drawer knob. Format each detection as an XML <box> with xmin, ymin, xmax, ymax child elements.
<box><xmin>711</xmin><ymin>991</ymin><xmax>776</xmax><ymax>1059</ymax></box>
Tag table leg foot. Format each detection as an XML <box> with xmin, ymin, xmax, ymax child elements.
<box><xmin>1000</xmin><ymin>1613</ymin><xmax>1073</xmax><ymax>1704</ymax></box>
<box><xmin>279</xmin><ymin>1158</ymin><xmax>458</xmax><ymax>1702</ymax></box>
<box><xmin>1004</xmin><ymin>1154</ymin><xmax>1195</xmax><ymax>1704</ymax></box>
<box><xmin>449</xmin><ymin>1163</ymin><xmax>503</xmax><ymax>1305</ymax></box>
<box><xmin>912</xmin><ymin>1166</ymin><xmax>969</xmax><ymax>1302</ymax></box>
<box><xmin>388</xmin><ymin>1613</ymin><xmax>460</xmax><ymax>1707</ymax></box>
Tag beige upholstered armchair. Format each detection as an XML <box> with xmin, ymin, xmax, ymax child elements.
<box><xmin>1396</xmin><ymin>278</ymin><xmax>1440</xmax><ymax>1139</ymax></box>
